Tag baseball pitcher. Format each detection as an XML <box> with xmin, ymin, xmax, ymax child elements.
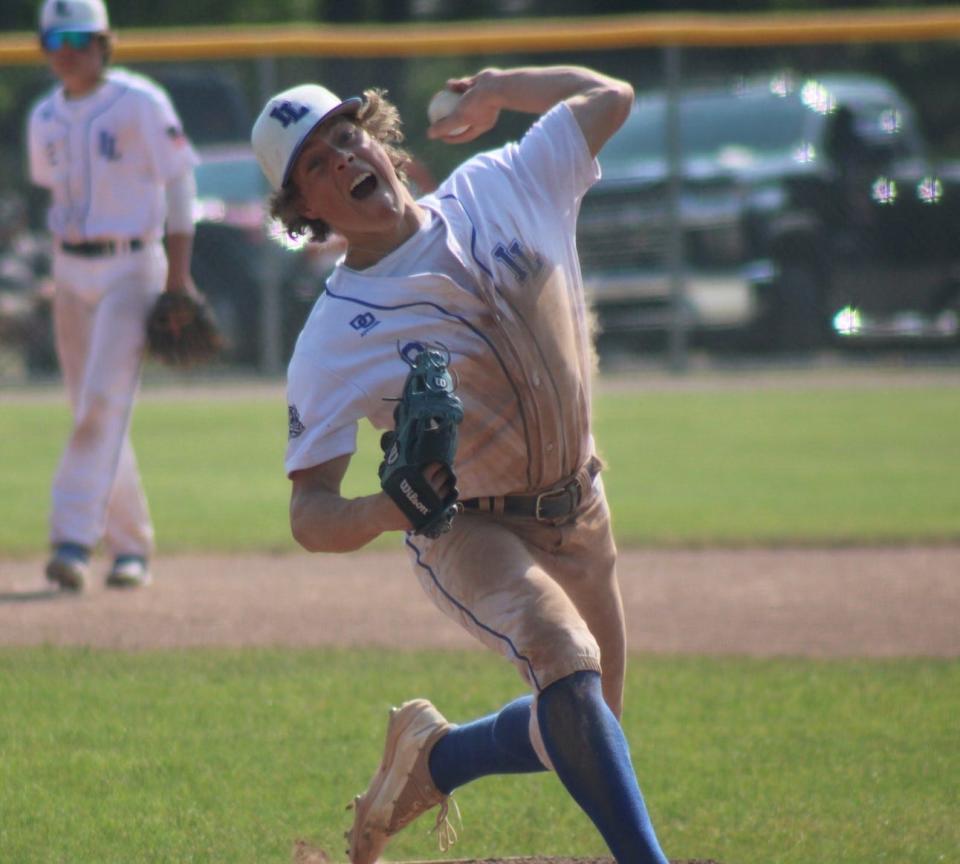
<box><xmin>252</xmin><ymin>65</ymin><xmax>668</xmax><ymax>864</ymax></box>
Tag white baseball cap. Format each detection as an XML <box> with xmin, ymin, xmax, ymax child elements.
<box><xmin>40</xmin><ymin>0</ymin><xmax>109</xmax><ymax>34</ymax></box>
<box><xmin>251</xmin><ymin>84</ymin><xmax>363</xmax><ymax>190</ymax></box>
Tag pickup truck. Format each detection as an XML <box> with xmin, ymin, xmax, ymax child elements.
<box><xmin>577</xmin><ymin>72</ymin><xmax>960</xmax><ymax>351</ymax></box>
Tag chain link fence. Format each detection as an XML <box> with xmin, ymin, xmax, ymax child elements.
<box><xmin>2</xmin><ymin>10</ymin><xmax>960</xmax><ymax>384</ymax></box>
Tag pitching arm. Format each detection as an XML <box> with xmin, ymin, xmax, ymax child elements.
<box><xmin>427</xmin><ymin>66</ymin><xmax>634</xmax><ymax>157</ymax></box>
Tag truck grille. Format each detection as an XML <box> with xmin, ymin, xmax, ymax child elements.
<box><xmin>576</xmin><ymin>195</ymin><xmax>670</xmax><ymax>270</ymax></box>
<box><xmin>577</xmin><ymin>188</ymin><xmax>746</xmax><ymax>271</ymax></box>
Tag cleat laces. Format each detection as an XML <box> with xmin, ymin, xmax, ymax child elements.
<box><xmin>429</xmin><ymin>795</ymin><xmax>461</xmax><ymax>852</ymax></box>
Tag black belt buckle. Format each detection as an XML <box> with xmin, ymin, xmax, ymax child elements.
<box><xmin>534</xmin><ymin>478</ymin><xmax>581</xmax><ymax>521</ymax></box>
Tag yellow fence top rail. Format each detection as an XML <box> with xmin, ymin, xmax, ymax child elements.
<box><xmin>3</xmin><ymin>8</ymin><xmax>960</xmax><ymax>64</ymax></box>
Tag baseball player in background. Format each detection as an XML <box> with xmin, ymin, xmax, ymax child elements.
<box><xmin>251</xmin><ymin>65</ymin><xmax>669</xmax><ymax>864</ymax></box>
<box><xmin>27</xmin><ymin>0</ymin><xmax>199</xmax><ymax>590</ymax></box>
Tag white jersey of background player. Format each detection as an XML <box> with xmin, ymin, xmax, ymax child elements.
<box><xmin>26</xmin><ymin>0</ymin><xmax>198</xmax><ymax>591</ymax></box>
<box><xmin>253</xmin><ymin>67</ymin><xmax>671</xmax><ymax>864</ymax></box>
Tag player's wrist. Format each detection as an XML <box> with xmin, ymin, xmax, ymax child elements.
<box><xmin>373</xmin><ymin>491</ymin><xmax>415</xmax><ymax>533</ymax></box>
<box><xmin>164</xmin><ymin>277</ymin><xmax>196</xmax><ymax>296</ymax></box>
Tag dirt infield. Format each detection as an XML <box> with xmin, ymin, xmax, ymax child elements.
<box><xmin>1</xmin><ymin>545</ymin><xmax>958</xmax><ymax>657</ymax></box>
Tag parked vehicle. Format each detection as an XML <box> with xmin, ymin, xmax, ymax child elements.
<box><xmin>0</xmin><ymin>193</ymin><xmax>57</xmax><ymax>375</ymax></box>
<box><xmin>578</xmin><ymin>72</ymin><xmax>960</xmax><ymax>351</ymax></box>
<box><xmin>191</xmin><ymin>144</ymin><xmax>331</xmax><ymax>368</ymax></box>
<box><xmin>149</xmin><ymin>66</ymin><xmax>253</xmax><ymax>147</ymax></box>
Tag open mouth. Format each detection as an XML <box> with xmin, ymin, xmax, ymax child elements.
<box><xmin>350</xmin><ymin>173</ymin><xmax>378</xmax><ymax>200</ymax></box>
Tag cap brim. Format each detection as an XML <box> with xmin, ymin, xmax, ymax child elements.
<box><xmin>281</xmin><ymin>96</ymin><xmax>363</xmax><ymax>188</ymax></box>
<box><xmin>42</xmin><ymin>24</ymin><xmax>107</xmax><ymax>34</ymax></box>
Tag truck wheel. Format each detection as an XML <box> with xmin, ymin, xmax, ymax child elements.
<box><xmin>946</xmin><ymin>288</ymin><xmax>960</xmax><ymax>347</ymax></box>
<box><xmin>771</xmin><ymin>264</ymin><xmax>826</xmax><ymax>353</ymax></box>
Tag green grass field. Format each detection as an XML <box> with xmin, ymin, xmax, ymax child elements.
<box><xmin>1</xmin><ymin>648</ymin><xmax>957</xmax><ymax>864</ymax></box>
<box><xmin>1</xmin><ymin>383</ymin><xmax>958</xmax><ymax>554</ymax></box>
<box><xmin>1</xmin><ymin>379</ymin><xmax>958</xmax><ymax>863</ymax></box>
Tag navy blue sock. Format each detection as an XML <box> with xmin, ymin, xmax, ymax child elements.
<box><xmin>428</xmin><ymin>695</ymin><xmax>547</xmax><ymax>794</ymax></box>
<box><xmin>53</xmin><ymin>541</ymin><xmax>89</xmax><ymax>563</ymax></box>
<box><xmin>537</xmin><ymin>670</ymin><xmax>669</xmax><ymax>864</ymax></box>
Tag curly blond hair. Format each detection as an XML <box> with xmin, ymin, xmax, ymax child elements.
<box><xmin>269</xmin><ymin>88</ymin><xmax>412</xmax><ymax>244</ymax></box>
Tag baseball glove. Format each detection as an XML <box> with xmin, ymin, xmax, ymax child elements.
<box><xmin>378</xmin><ymin>344</ymin><xmax>464</xmax><ymax>538</ymax></box>
<box><xmin>145</xmin><ymin>291</ymin><xmax>222</xmax><ymax>367</ymax></box>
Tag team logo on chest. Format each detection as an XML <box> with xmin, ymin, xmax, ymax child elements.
<box><xmin>350</xmin><ymin>312</ymin><xmax>380</xmax><ymax>336</ymax></box>
<box><xmin>99</xmin><ymin>130</ymin><xmax>121</xmax><ymax>162</ymax></box>
<box><xmin>492</xmin><ymin>238</ymin><xmax>543</xmax><ymax>283</ymax></box>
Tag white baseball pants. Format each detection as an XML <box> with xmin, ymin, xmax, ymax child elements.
<box><xmin>49</xmin><ymin>241</ymin><xmax>166</xmax><ymax>558</ymax></box>
<box><xmin>406</xmin><ymin>475</ymin><xmax>625</xmax><ymax>770</ymax></box>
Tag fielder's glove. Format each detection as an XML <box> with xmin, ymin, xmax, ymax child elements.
<box><xmin>379</xmin><ymin>345</ymin><xmax>464</xmax><ymax>538</ymax></box>
<box><xmin>146</xmin><ymin>291</ymin><xmax>223</xmax><ymax>367</ymax></box>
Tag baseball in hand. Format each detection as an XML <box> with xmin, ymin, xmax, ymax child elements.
<box><xmin>428</xmin><ymin>88</ymin><xmax>470</xmax><ymax>136</ymax></box>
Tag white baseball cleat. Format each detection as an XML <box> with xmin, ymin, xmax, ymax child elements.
<box><xmin>345</xmin><ymin>698</ymin><xmax>458</xmax><ymax>864</ymax></box>
<box><xmin>105</xmin><ymin>555</ymin><xmax>152</xmax><ymax>589</ymax></box>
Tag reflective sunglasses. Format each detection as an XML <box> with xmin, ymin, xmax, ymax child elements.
<box><xmin>40</xmin><ymin>31</ymin><xmax>96</xmax><ymax>52</ymax></box>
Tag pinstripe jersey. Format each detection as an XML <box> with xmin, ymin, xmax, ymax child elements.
<box><xmin>27</xmin><ymin>68</ymin><xmax>197</xmax><ymax>242</ymax></box>
<box><xmin>285</xmin><ymin>103</ymin><xmax>601</xmax><ymax>498</ymax></box>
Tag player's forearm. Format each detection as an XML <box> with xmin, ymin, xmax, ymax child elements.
<box><xmin>290</xmin><ymin>486</ymin><xmax>406</xmax><ymax>553</ymax></box>
<box><xmin>475</xmin><ymin>65</ymin><xmax>631</xmax><ymax>117</ymax></box>
<box><xmin>164</xmin><ymin>169</ymin><xmax>196</xmax><ymax>292</ymax></box>
<box><xmin>438</xmin><ymin>65</ymin><xmax>634</xmax><ymax>156</ymax></box>
<box><xmin>164</xmin><ymin>232</ymin><xmax>194</xmax><ymax>293</ymax></box>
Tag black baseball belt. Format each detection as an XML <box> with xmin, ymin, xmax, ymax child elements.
<box><xmin>462</xmin><ymin>456</ymin><xmax>602</xmax><ymax>521</ymax></box>
<box><xmin>60</xmin><ymin>238</ymin><xmax>143</xmax><ymax>257</ymax></box>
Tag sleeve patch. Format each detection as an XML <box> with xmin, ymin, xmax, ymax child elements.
<box><xmin>288</xmin><ymin>404</ymin><xmax>306</xmax><ymax>439</ymax></box>
<box><xmin>166</xmin><ymin>125</ymin><xmax>187</xmax><ymax>146</ymax></box>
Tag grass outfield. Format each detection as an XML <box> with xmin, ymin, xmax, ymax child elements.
<box><xmin>0</xmin><ymin>648</ymin><xmax>957</xmax><ymax>864</ymax></box>
<box><xmin>2</xmin><ymin>378</ymin><xmax>957</xmax><ymax>863</ymax></box>
<box><xmin>1</xmin><ymin>382</ymin><xmax>958</xmax><ymax>554</ymax></box>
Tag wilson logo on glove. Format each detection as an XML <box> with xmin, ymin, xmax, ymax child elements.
<box><xmin>399</xmin><ymin>479</ymin><xmax>431</xmax><ymax>516</ymax></box>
